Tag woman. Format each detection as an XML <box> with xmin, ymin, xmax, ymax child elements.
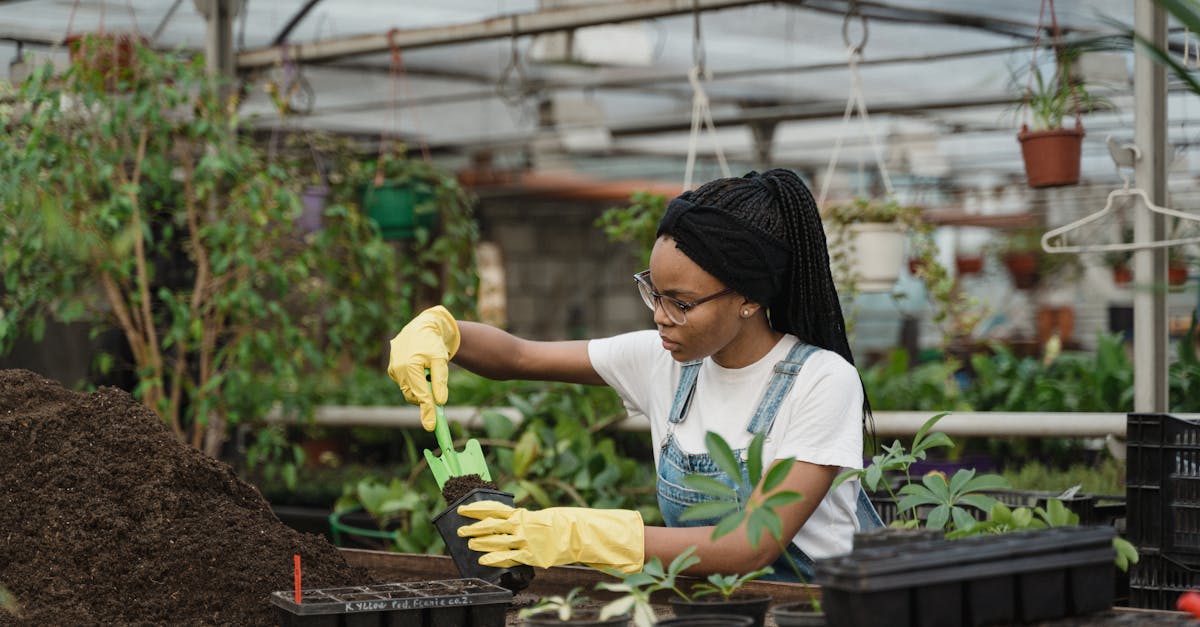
<box><xmin>388</xmin><ymin>169</ymin><xmax>880</xmax><ymax>582</ymax></box>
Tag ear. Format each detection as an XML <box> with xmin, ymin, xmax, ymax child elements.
<box><xmin>738</xmin><ymin>299</ymin><xmax>761</xmax><ymax>319</ymax></box>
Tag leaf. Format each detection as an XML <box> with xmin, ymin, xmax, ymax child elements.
<box><xmin>704</xmin><ymin>432</ymin><xmax>741</xmax><ymax>485</ymax></box>
<box><xmin>832</xmin><ymin>468</ymin><xmax>863</xmax><ymax>490</ymax></box>
<box><xmin>679</xmin><ymin>500</ymin><xmax>738</xmax><ymax>523</ymax></box>
<box><xmin>680</xmin><ymin>475</ymin><xmax>738</xmax><ymax>500</ymax></box>
<box><xmin>762</xmin><ymin>458</ymin><xmax>796</xmax><ymax>493</ymax></box>
<box><xmin>712</xmin><ymin>510</ymin><xmax>746</xmax><ymax>540</ymax></box>
<box><xmin>911</xmin><ymin>412</ymin><xmax>949</xmax><ymax>449</ymax></box>
<box><xmin>747</xmin><ymin>433</ymin><xmax>765</xmax><ymax>485</ymax></box>
<box><xmin>926</xmin><ymin>504</ymin><xmax>950</xmax><ymax>530</ymax></box>
<box><xmin>864</xmin><ymin>464</ymin><xmax>883</xmax><ymax>492</ymax></box>
<box><xmin>950</xmin><ymin>506</ymin><xmax>978</xmax><ymax>532</ymax></box>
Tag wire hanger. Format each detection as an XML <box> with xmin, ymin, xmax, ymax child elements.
<box><xmin>1040</xmin><ymin>136</ymin><xmax>1200</xmax><ymax>254</ymax></box>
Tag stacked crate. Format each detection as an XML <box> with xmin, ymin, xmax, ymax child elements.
<box><xmin>1126</xmin><ymin>413</ymin><xmax>1200</xmax><ymax>609</ymax></box>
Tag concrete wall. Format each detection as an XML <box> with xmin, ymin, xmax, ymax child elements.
<box><xmin>477</xmin><ymin>197</ymin><xmax>652</xmax><ymax>340</ymax></box>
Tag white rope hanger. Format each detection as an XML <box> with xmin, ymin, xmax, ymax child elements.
<box><xmin>682</xmin><ymin>2</ymin><xmax>730</xmax><ymax>191</ymax></box>
<box><xmin>816</xmin><ymin>5</ymin><xmax>894</xmax><ymax>208</ymax></box>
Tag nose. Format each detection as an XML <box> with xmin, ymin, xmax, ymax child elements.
<box><xmin>651</xmin><ymin>297</ymin><xmax>676</xmax><ymax>326</ymax></box>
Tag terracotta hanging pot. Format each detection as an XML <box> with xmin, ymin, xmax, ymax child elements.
<box><xmin>1018</xmin><ymin>124</ymin><xmax>1084</xmax><ymax>188</ymax></box>
<box><xmin>1003</xmin><ymin>251</ymin><xmax>1041</xmax><ymax>289</ymax></box>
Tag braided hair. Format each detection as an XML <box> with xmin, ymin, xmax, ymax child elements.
<box><xmin>686</xmin><ymin>169</ymin><xmax>874</xmax><ymax>423</ymax></box>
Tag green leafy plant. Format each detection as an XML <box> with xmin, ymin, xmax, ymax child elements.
<box><xmin>689</xmin><ymin>567</ymin><xmax>775</xmax><ymax>601</ymax></box>
<box><xmin>0</xmin><ymin>39</ymin><xmax>455</xmax><ymax>459</ymax></box>
<box><xmin>518</xmin><ymin>587</ymin><xmax>593</xmax><ymax>621</ymax></box>
<box><xmin>835</xmin><ymin>413</ymin><xmax>1007</xmax><ymax>531</ymax></box>
<box><xmin>595</xmin><ymin>191</ymin><xmax>668</xmax><ymax>268</ymax></box>
<box><xmin>1012</xmin><ymin>40</ymin><xmax>1116</xmax><ymax>132</ymax></box>
<box><xmin>860</xmin><ymin>348</ymin><xmax>972</xmax><ymax>411</ymax></box>
<box><xmin>597</xmin><ymin>547</ymin><xmax>701</xmax><ymax>627</ymax></box>
<box><xmin>333</xmin><ymin>476</ymin><xmax>443</xmax><ymax>554</ymax></box>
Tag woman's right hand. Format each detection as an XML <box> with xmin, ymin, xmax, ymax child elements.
<box><xmin>387</xmin><ymin>305</ymin><xmax>461</xmax><ymax>431</ymax></box>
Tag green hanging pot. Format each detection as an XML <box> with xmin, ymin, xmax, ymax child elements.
<box><xmin>362</xmin><ymin>180</ymin><xmax>438</xmax><ymax>240</ymax></box>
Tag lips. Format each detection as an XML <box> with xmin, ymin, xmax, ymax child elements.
<box><xmin>660</xmin><ymin>335</ymin><xmax>680</xmax><ymax>351</ymax></box>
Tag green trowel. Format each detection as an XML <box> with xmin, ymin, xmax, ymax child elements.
<box><xmin>422</xmin><ymin>370</ymin><xmax>492</xmax><ymax>489</ymax></box>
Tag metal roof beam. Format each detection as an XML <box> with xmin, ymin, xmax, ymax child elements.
<box><xmin>236</xmin><ymin>0</ymin><xmax>770</xmax><ymax>69</ymax></box>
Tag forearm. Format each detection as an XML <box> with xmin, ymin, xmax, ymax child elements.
<box><xmin>644</xmin><ymin>524</ymin><xmax>779</xmax><ymax>576</ymax></box>
<box><xmin>453</xmin><ymin>321</ymin><xmax>603</xmax><ymax>384</ymax></box>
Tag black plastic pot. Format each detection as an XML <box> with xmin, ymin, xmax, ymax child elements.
<box><xmin>522</xmin><ymin>610</ymin><xmax>630</xmax><ymax>626</ymax></box>
<box><xmin>815</xmin><ymin>526</ymin><xmax>1116</xmax><ymax>627</ymax></box>
<box><xmin>654</xmin><ymin>614</ymin><xmax>753</xmax><ymax>626</ymax></box>
<box><xmin>269</xmin><ymin>578</ymin><xmax>511</xmax><ymax>627</ymax></box>
<box><xmin>852</xmin><ymin>527</ymin><xmax>942</xmax><ymax>550</ymax></box>
<box><xmin>433</xmin><ymin>487</ymin><xmax>535</xmax><ymax>592</ymax></box>
<box><xmin>667</xmin><ymin>594</ymin><xmax>769</xmax><ymax>627</ymax></box>
<box><xmin>770</xmin><ymin>601</ymin><xmax>826</xmax><ymax>627</ymax></box>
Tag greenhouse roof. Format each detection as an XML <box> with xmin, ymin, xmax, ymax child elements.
<box><xmin>0</xmin><ymin>1</ymin><xmax>1189</xmax><ymax>194</ymax></box>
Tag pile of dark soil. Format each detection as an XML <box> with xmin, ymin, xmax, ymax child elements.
<box><xmin>0</xmin><ymin>369</ymin><xmax>370</xmax><ymax>625</ymax></box>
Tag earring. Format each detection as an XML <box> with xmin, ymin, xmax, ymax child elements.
<box><xmin>742</xmin><ymin>309</ymin><xmax>751</xmax><ymax>317</ymax></box>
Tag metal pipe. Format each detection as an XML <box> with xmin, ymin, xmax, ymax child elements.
<box><xmin>262</xmin><ymin>406</ymin><xmax>1189</xmax><ymax>438</ymax></box>
<box><xmin>1133</xmin><ymin>1</ymin><xmax>1170</xmax><ymax>412</ymax></box>
<box><xmin>236</xmin><ymin>0</ymin><xmax>770</xmax><ymax>69</ymax></box>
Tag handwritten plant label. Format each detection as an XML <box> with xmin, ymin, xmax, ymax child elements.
<box><xmin>344</xmin><ymin>595</ymin><xmax>470</xmax><ymax>612</ymax></box>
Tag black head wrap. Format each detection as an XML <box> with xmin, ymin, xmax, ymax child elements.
<box><xmin>656</xmin><ymin>191</ymin><xmax>791</xmax><ymax>305</ymax></box>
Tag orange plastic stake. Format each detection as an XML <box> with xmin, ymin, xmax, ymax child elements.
<box><xmin>294</xmin><ymin>554</ymin><xmax>302</xmax><ymax>604</ymax></box>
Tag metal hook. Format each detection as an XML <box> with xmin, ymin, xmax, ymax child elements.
<box><xmin>496</xmin><ymin>15</ymin><xmax>529</xmax><ymax>106</ymax></box>
<box><xmin>841</xmin><ymin>1</ymin><xmax>868</xmax><ymax>54</ymax></box>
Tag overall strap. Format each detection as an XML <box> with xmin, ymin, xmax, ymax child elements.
<box><xmin>746</xmin><ymin>341</ymin><xmax>820</xmax><ymax>435</ymax></box>
<box><xmin>667</xmin><ymin>359</ymin><xmax>703</xmax><ymax>425</ymax></box>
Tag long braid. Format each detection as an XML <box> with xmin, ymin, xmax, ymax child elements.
<box><xmin>690</xmin><ymin>169</ymin><xmax>874</xmax><ymax>432</ymax></box>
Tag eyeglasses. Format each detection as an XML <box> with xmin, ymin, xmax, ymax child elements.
<box><xmin>633</xmin><ymin>270</ymin><xmax>735</xmax><ymax>325</ymax></box>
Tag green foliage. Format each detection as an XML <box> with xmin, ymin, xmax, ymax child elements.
<box><xmin>489</xmin><ymin>383</ymin><xmax>658</xmax><ymax>520</ymax></box>
<box><xmin>598</xmin><ymin>547</ymin><xmax>701</xmax><ymax>626</ymax></box>
<box><xmin>1012</xmin><ymin>40</ymin><xmax>1117</xmax><ymax>131</ymax></box>
<box><xmin>680</xmin><ymin>432</ymin><xmax>804</xmax><ymax>552</ymax></box>
<box><xmin>861</xmin><ymin>348</ymin><xmax>971</xmax><ymax>411</ymax></box>
<box><xmin>518</xmin><ymin>587</ymin><xmax>593</xmax><ymax>621</ymax></box>
<box><xmin>0</xmin><ymin>40</ymin><xmax>477</xmax><ymax>459</ymax></box>
<box><xmin>690</xmin><ymin>567</ymin><xmax>775</xmax><ymax>601</ymax></box>
<box><xmin>964</xmin><ymin>335</ymin><xmax>1134</xmax><ymax>412</ymax></box>
<box><xmin>896</xmin><ymin>468</ymin><xmax>1008</xmax><ymax>531</ymax></box>
<box><xmin>1001</xmin><ymin>458</ymin><xmax>1125</xmax><ymax>496</ymax></box>
<box><xmin>946</xmin><ymin>499</ymin><xmax>1076</xmax><ymax>538</ymax></box>
<box><xmin>835</xmin><ymin>413</ymin><xmax>1007</xmax><ymax>531</ymax></box>
<box><xmin>333</xmin><ymin>476</ymin><xmax>443</xmax><ymax>554</ymax></box>
<box><xmin>595</xmin><ymin>191</ymin><xmax>668</xmax><ymax>268</ymax></box>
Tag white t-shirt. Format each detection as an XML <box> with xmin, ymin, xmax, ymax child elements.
<box><xmin>588</xmin><ymin>330</ymin><xmax>865</xmax><ymax>559</ymax></box>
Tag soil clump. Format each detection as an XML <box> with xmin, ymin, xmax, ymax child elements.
<box><xmin>0</xmin><ymin>369</ymin><xmax>370</xmax><ymax>625</ymax></box>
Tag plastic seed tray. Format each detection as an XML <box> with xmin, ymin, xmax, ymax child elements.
<box><xmin>815</xmin><ymin>526</ymin><xmax>1116</xmax><ymax>627</ymax></box>
<box><xmin>270</xmin><ymin>578</ymin><xmax>512</xmax><ymax>627</ymax></box>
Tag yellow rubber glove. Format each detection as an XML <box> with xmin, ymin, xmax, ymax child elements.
<box><xmin>457</xmin><ymin>501</ymin><xmax>644</xmax><ymax>574</ymax></box>
<box><xmin>387</xmin><ymin>305</ymin><xmax>462</xmax><ymax>431</ymax></box>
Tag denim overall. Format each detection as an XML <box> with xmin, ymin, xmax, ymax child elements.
<box><xmin>655</xmin><ymin>341</ymin><xmax>884</xmax><ymax>582</ymax></box>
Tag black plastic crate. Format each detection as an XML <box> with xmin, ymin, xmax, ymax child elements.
<box><xmin>815</xmin><ymin>526</ymin><xmax>1116</xmax><ymax>627</ymax></box>
<box><xmin>269</xmin><ymin>578</ymin><xmax>512</xmax><ymax>627</ymax></box>
<box><xmin>1127</xmin><ymin>413</ymin><xmax>1200</xmax><ymax>556</ymax></box>
<box><xmin>1128</xmin><ymin>548</ymin><xmax>1200</xmax><ymax>611</ymax></box>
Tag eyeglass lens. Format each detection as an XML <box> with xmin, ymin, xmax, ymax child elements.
<box><xmin>636</xmin><ymin>277</ymin><xmax>687</xmax><ymax>324</ymax></box>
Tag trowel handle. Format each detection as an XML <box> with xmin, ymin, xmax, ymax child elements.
<box><xmin>426</xmin><ymin>369</ymin><xmax>461</xmax><ymax>476</ymax></box>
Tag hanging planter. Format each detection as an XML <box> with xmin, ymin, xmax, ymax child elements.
<box><xmin>1002</xmin><ymin>251</ymin><xmax>1040</xmax><ymax>289</ymax></box>
<box><xmin>824</xmin><ymin>199</ymin><xmax>919</xmax><ymax>295</ymax></box>
<box><xmin>1019</xmin><ymin>124</ymin><xmax>1085</xmax><ymax>188</ymax></box>
<box><xmin>955</xmin><ymin>254</ymin><xmax>985</xmax><ymax>276</ymax></box>
<box><xmin>298</xmin><ymin>184</ymin><xmax>329</xmax><ymax>234</ymax></box>
<box><xmin>362</xmin><ymin>180</ymin><xmax>438</xmax><ymax>240</ymax></box>
<box><xmin>1012</xmin><ymin>1</ymin><xmax>1111</xmax><ymax>189</ymax></box>
<box><xmin>64</xmin><ymin>32</ymin><xmax>149</xmax><ymax>93</ymax></box>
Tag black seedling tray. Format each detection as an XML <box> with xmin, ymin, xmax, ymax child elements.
<box><xmin>269</xmin><ymin>578</ymin><xmax>511</xmax><ymax>627</ymax></box>
<box><xmin>815</xmin><ymin>526</ymin><xmax>1116</xmax><ymax>627</ymax></box>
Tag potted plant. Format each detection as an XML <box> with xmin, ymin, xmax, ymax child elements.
<box><xmin>994</xmin><ymin>228</ymin><xmax>1084</xmax><ymax>291</ymax></box>
<box><xmin>1014</xmin><ymin>41</ymin><xmax>1114</xmax><ymax>188</ymax></box>
<box><xmin>519</xmin><ymin>587</ymin><xmax>629</xmax><ymax>626</ymax></box>
<box><xmin>823</xmin><ymin>198</ymin><xmax>922</xmax><ymax>298</ymax></box>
